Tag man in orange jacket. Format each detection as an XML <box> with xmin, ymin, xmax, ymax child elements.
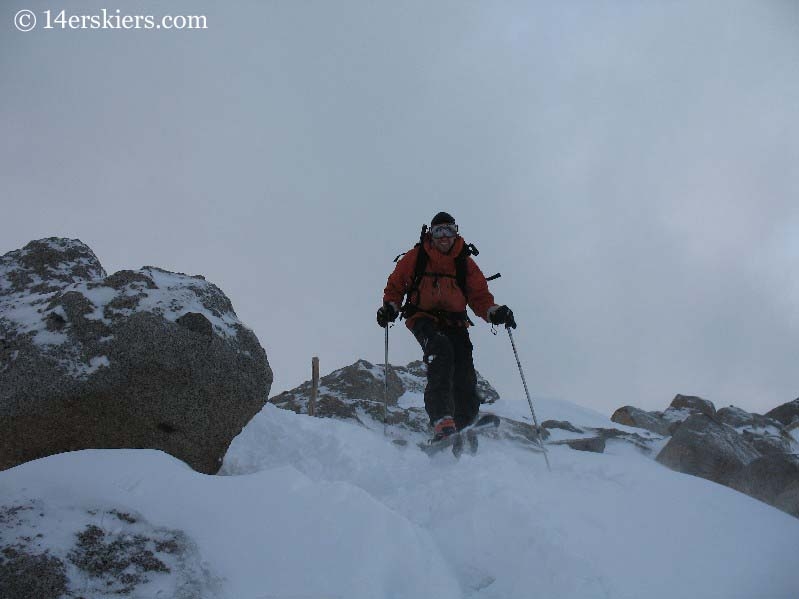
<box><xmin>377</xmin><ymin>212</ymin><xmax>516</xmax><ymax>441</ymax></box>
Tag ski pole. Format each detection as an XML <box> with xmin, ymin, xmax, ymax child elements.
<box><xmin>383</xmin><ymin>324</ymin><xmax>389</xmax><ymax>435</ymax></box>
<box><xmin>507</xmin><ymin>327</ymin><xmax>551</xmax><ymax>471</ymax></box>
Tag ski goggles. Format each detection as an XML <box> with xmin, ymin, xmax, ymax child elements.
<box><xmin>430</xmin><ymin>223</ymin><xmax>458</xmax><ymax>238</ymax></box>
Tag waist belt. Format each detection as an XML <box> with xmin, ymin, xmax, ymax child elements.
<box><xmin>401</xmin><ymin>305</ymin><xmax>474</xmax><ymax>327</ymax></box>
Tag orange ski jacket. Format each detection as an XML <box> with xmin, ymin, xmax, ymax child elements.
<box><xmin>383</xmin><ymin>236</ymin><xmax>496</xmax><ymax>329</ymax></box>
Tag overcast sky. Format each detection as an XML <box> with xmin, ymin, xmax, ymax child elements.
<box><xmin>3</xmin><ymin>0</ymin><xmax>798</xmax><ymax>417</ymax></box>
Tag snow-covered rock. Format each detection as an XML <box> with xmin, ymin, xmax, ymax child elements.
<box><xmin>728</xmin><ymin>453</ymin><xmax>799</xmax><ymax>519</ymax></box>
<box><xmin>274</xmin><ymin>360</ymin><xmax>680</xmax><ymax>458</ymax></box>
<box><xmin>656</xmin><ymin>413</ymin><xmax>761</xmax><ymax>486</ymax></box>
<box><xmin>3</xmin><ymin>447</ymin><xmax>459</xmax><ymax>599</ymax></box>
<box><xmin>611</xmin><ymin>405</ymin><xmax>673</xmax><ymax>436</ymax></box>
<box><xmin>270</xmin><ymin>358</ymin><xmax>500</xmax><ymax>434</ymax></box>
<box><xmin>0</xmin><ymin>498</ymin><xmax>216</xmax><ymax>599</ymax></box>
<box><xmin>0</xmin><ymin>238</ymin><xmax>272</xmax><ymax>474</ymax></box>
<box><xmin>613</xmin><ymin>394</ymin><xmax>799</xmax><ymax>517</ymax></box>
<box><xmin>613</xmin><ymin>394</ymin><xmax>720</xmax><ymax>437</ymax></box>
<box><xmin>669</xmin><ymin>393</ymin><xmax>716</xmax><ymax>418</ymax></box>
<box><xmin>765</xmin><ymin>398</ymin><xmax>799</xmax><ymax>427</ymax></box>
<box><xmin>717</xmin><ymin>405</ymin><xmax>765</xmax><ymax>427</ymax></box>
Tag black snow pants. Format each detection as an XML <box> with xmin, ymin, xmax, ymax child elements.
<box><xmin>412</xmin><ymin>317</ymin><xmax>481</xmax><ymax>430</ymax></box>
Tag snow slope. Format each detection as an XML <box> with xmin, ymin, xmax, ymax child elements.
<box><xmin>2</xmin><ymin>397</ymin><xmax>798</xmax><ymax>598</ymax></box>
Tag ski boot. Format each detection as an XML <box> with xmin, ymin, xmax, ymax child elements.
<box><xmin>432</xmin><ymin>416</ymin><xmax>457</xmax><ymax>442</ymax></box>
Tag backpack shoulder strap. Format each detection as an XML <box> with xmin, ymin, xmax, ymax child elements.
<box><xmin>412</xmin><ymin>225</ymin><xmax>429</xmax><ymax>283</ymax></box>
<box><xmin>454</xmin><ymin>242</ymin><xmax>477</xmax><ymax>297</ymax></box>
<box><xmin>399</xmin><ymin>225</ymin><xmax>429</xmax><ymax>315</ymax></box>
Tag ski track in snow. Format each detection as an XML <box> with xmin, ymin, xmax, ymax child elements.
<box><xmin>2</xmin><ymin>397</ymin><xmax>798</xmax><ymax>599</ymax></box>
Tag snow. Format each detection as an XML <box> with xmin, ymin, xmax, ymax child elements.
<box><xmin>2</xmin><ymin>449</ymin><xmax>457</xmax><ymax>599</ymax></box>
<box><xmin>32</xmin><ymin>329</ymin><xmax>68</xmax><ymax>346</ymax></box>
<box><xmin>84</xmin><ymin>355</ymin><xmax>110</xmax><ymax>375</ymax></box>
<box><xmin>58</xmin><ymin>268</ymin><xmax>242</xmax><ymax>339</ymax></box>
<box><xmin>736</xmin><ymin>423</ymin><xmax>785</xmax><ymax>437</ymax></box>
<box><xmin>1</xmin><ymin>257</ymin><xmax>243</xmax><ymax>354</ymax></box>
<box><xmin>0</xmin><ymin>290</ymin><xmax>60</xmax><ymax>343</ymax></box>
<box><xmin>2</xmin><ymin>399</ymin><xmax>798</xmax><ymax>598</ymax></box>
<box><xmin>139</xmin><ymin>267</ymin><xmax>241</xmax><ymax>338</ymax></box>
<box><xmin>396</xmin><ymin>389</ymin><xmax>423</xmax><ymax>408</ymax></box>
<box><xmin>78</xmin><ymin>285</ymin><xmax>118</xmax><ymax>322</ymax></box>
<box><xmin>493</xmin><ymin>396</ymin><xmax>619</xmax><ymax>429</ymax></box>
<box><xmin>357</xmin><ymin>359</ymin><xmax>384</xmax><ymax>378</ymax></box>
<box><xmin>0</xmin><ymin>498</ymin><xmax>215</xmax><ymax>598</ymax></box>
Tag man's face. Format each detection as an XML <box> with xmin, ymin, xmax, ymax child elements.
<box><xmin>430</xmin><ymin>223</ymin><xmax>458</xmax><ymax>253</ymax></box>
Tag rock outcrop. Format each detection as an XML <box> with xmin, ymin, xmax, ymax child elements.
<box><xmin>0</xmin><ymin>238</ymin><xmax>272</xmax><ymax>474</ymax></box>
<box><xmin>611</xmin><ymin>394</ymin><xmax>720</xmax><ymax>436</ymax></box>
<box><xmin>613</xmin><ymin>393</ymin><xmax>799</xmax><ymax>518</ymax></box>
<box><xmin>270</xmin><ymin>358</ymin><xmax>547</xmax><ymax>445</ymax></box>
<box><xmin>610</xmin><ymin>405</ymin><xmax>673</xmax><ymax>436</ymax></box>
<box><xmin>728</xmin><ymin>454</ymin><xmax>799</xmax><ymax>518</ymax></box>
<box><xmin>270</xmin><ymin>359</ymin><xmax>423</xmax><ymax>430</ymax></box>
<box><xmin>0</xmin><ymin>499</ymin><xmax>219</xmax><ymax>598</ymax></box>
<box><xmin>270</xmin><ymin>358</ymin><xmax>500</xmax><ymax>430</ymax></box>
<box><xmin>669</xmin><ymin>394</ymin><xmax>716</xmax><ymax>418</ymax></box>
<box><xmin>765</xmin><ymin>398</ymin><xmax>799</xmax><ymax>427</ymax></box>
<box><xmin>655</xmin><ymin>414</ymin><xmax>761</xmax><ymax>486</ymax></box>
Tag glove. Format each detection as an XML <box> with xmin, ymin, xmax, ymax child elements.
<box><xmin>376</xmin><ymin>302</ymin><xmax>399</xmax><ymax>328</ymax></box>
<box><xmin>489</xmin><ymin>305</ymin><xmax>517</xmax><ymax>329</ymax></box>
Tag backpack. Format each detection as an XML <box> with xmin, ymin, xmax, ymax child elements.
<box><xmin>393</xmin><ymin>224</ymin><xmax>500</xmax><ymax>319</ymax></box>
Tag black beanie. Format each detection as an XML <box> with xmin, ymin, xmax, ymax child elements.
<box><xmin>431</xmin><ymin>211</ymin><xmax>455</xmax><ymax>226</ymax></box>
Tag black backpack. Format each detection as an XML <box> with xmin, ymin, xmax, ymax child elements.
<box><xmin>393</xmin><ymin>225</ymin><xmax>500</xmax><ymax>318</ymax></box>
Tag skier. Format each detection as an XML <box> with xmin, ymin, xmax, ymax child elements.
<box><xmin>377</xmin><ymin>211</ymin><xmax>516</xmax><ymax>442</ymax></box>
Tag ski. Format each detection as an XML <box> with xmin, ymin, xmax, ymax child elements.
<box><xmin>419</xmin><ymin>414</ymin><xmax>500</xmax><ymax>457</ymax></box>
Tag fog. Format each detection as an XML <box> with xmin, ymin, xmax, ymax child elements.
<box><xmin>3</xmin><ymin>0</ymin><xmax>798</xmax><ymax>416</ymax></box>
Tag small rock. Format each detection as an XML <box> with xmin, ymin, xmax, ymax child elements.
<box><xmin>566</xmin><ymin>437</ymin><xmax>606</xmax><ymax>453</ymax></box>
<box><xmin>542</xmin><ymin>420</ymin><xmax>584</xmax><ymax>434</ymax></box>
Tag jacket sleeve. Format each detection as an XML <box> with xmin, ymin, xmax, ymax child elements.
<box><xmin>465</xmin><ymin>257</ymin><xmax>496</xmax><ymax>322</ymax></box>
<box><xmin>383</xmin><ymin>247</ymin><xmax>418</xmax><ymax>307</ymax></box>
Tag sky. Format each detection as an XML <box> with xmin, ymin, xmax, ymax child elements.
<box><xmin>2</xmin><ymin>0</ymin><xmax>798</xmax><ymax>417</ymax></box>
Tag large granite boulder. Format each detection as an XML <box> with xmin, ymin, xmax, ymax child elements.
<box><xmin>611</xmin><ymin>406</ymin><xmax>672</xmax><ymax>436</ymax></box>
<box><xmin>669</xmin><ymin>394</ymin><xmax>716</xmax><ymax>418</ymax></box>
<box><xmin>612</xmin><ymin>396</ymin><xmax>799</xmax><ymax>518</ymax></box>
<box><xmin>0</xmin><ymin>238</ymin><xmax>272</xmax><ymax>474</ymax></box>
<box><xmin>714</xmin><ymin>406</ymin><xmax>795</xmax><ymax>455</ymax></box>
<box><xmin>611</xmin><ymin>394</ymin><xmax>718</xmax><ymax>436</ymax></box>
<box><xmin>716</xmin><ymin>405</ymin><xmax>763</xmax><ymax>428</ymax></box>
<box><xmin>656</xmin><ymin>414</ymin><xmax>760</xmax><ymax>486</ymax></box>
<box><xmin>765</xmin><ymin>398</ymin><xmax>799</xmax><ymax>427</ymax></box>
<box><xmin>728</xmin><ymin>454</ymin><xmax>799</xmax><ymax>518</ymax></box>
